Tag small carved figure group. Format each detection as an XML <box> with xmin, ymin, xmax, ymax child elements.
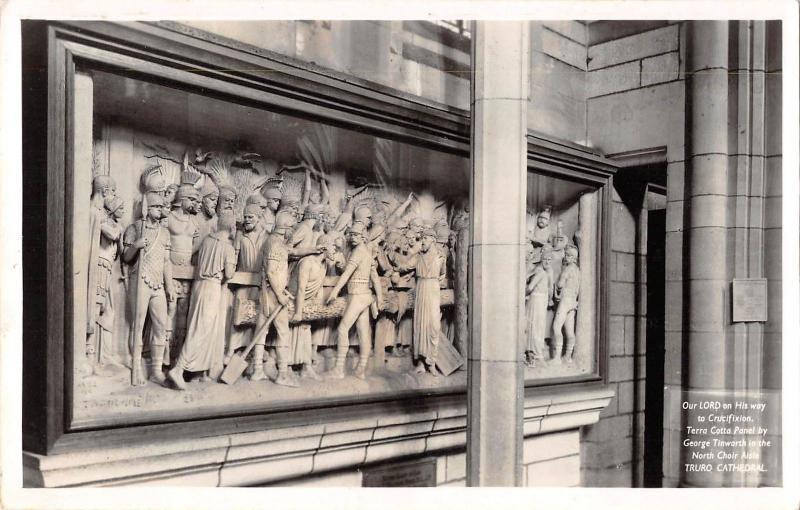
<box><xmin>523</xmin><ymin>205</ymin><xmax>580</xmax><ymax>367</ymax></box>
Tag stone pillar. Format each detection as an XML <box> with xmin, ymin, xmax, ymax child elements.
<box><xmin>760</xmin><ymin>19</ymin><xmax>782</xmax><ymax>487</ymax></box>
<box><xmin>682</xmin><ymin>21</ymin><xmax>729</xmax><ymax>487</ymax></box>
<box><xmin>467</xmin><ymin>21</ymin><xmax>529</xmax><ymax>487</ymax></box>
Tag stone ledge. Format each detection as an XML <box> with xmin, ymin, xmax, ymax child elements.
<box><xmin>23</xmin><ymin>386</ymin><xmax>613</xmax><ymax>487</ymax></box>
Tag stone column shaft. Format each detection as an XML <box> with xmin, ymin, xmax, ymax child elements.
<box><xmin>685</xmin><ymin>21</ymin><xmax>729</xmax><ymax>392</ymax></box>
<box><xmin>467</xmin><ymin>20</ymin><xmax>529</xmax><ymax>487</ymax></box>
<box><xmin>682</xmin><ymin>20</ymin><xmax>730</xmax><ymax>488</ymax></box>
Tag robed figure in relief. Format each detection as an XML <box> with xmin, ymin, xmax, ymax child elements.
<box><xmin>169</xmin><ymin>212</ymin><xmax>237</xmax><ymax>388</ymax></box>
<box><xmin>412</xmin><ymin>226</ymin><xmax>447</xmax><ymax>376</ymax></box>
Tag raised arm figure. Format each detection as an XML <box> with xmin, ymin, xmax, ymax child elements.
<box><xmin>324</xmin><ymin>221</ymin><xmax>381</xmax><ymax>379</ymax></box>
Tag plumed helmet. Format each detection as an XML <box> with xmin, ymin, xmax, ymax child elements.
<box><xmin>145</xmin><ymin>191</ymin><xmax>165</xmax><ymax>207</ymax></box>
<box><xmin>348</xmin><ymin>221</ymin><xmax>367</xmax><ymax>236</ymax></box>
<box><xmin>199</xmin><ymin>176</ymin><xmax>219</xmax><ymax>198</ymax></box>
<box><xmin>246</xmin><ymin>193</ymin><xmax>268</xmax><ymax>207</ymax></box>
<box><xmin>175</xmin><ymin>184</ymin><xmax>200</xmax><ymax>201</ymax></box>
<box><xmin>273</xmin><ymin>210</ymin><xmax>297</xmax><ymax>233</ymax></box>
<box><xmin>316</xmin><ymin>233</ymin><xmax>336</xmax><ymax>249</ymax></box>
<box><xmin>218</xmin><ymin>185</ymin><xmax>237</xmax><ymax>201</ymax></box>
<box><xmin>354</xmin><ymin>204</ymin><xmax>372</xmax><ymax>222</ymax></box>
<box><xmin>262</xmin><ymin>186</ymin><xmax>282</xmax><ymax>200</ymax></box>
<box><xmin>304</xmin><ymin>203</ymin><xmax>326</xmax><ymax>220</ymax></box>
<box><xmin>141</xmin><ymin>164</ymin><xmax>166</xmax><ymax>193</ymax></box>
<box><xmin>243</xmin><ymin>203</ymin><xmax>262</xmax><ymax>216</ymax></box>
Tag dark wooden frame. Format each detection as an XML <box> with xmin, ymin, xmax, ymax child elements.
<box><xmin>525</xmin><ymin>133</ymin><xmax>617</xmax><ymax>387</ymax></box>
<box><xmin>22</xmin><ymin>20</ymin><xmax>616</xmax><ymax>455</ymax></box>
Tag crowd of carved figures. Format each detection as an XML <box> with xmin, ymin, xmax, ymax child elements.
<box><xmin>523</xmin><ymin>206</ymin><xmax>581</xmax><ymax>367</ymax></box>
<box><xmin>85</xmin><ymin>148</ymin><xmax>469</xmax><ymax>389</ymax></box>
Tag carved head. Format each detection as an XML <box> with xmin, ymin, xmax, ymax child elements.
<box><xmin>348</xmin><ymin>221</ymin><xmax>367</xmax><ymax>247</ymax></box>
<box><xmin>242</xmin><ymin>204</ymin><xmax>261</xmax><ymax>232</ymax></box>
<box><xmin>354</xmin><ymin>205</ymin><xmax>373</xmax><ymax>228</ymax></box>
<box><xmin>273</xmin><ymin>210</ymin><xmax>297</xmax><ymax>240</ymax></box>
<box><xmin>175</xmin><ymin>184</ymin><xmax>200</xmax><ymax>214</ymax></box>
<box><xmin>319</xmin><ymin>207</ymin><xmax>337</xmax><ymax>233</ymax></box>
<box><xmin>408</xmin><ymin>217</ymin><xmax>424</xmax><ymax>234</ymax></box>
<box><xmin>145</xmin><ymin>192</ymin><xmax>165</xmax><ymax>221</ymax></box>
<box><xmin>537</xmin><ymin>206</ymin><xmax>552</xmax><ymax>229</ymax></box>
<box><xmin>420</xmin><ymin>225</ymin><xmax>436</xmax><ymax>252</ymax></box>
<box><xmin>104</xmin><ymin>195</ymin><xmax>125</xmax><ymax>221</ymax></box>
<box><xmin>202</xmin><ymin>194</ymin><xmax>218</xmax><ymax>217</ymax></box>
<box><xmin>200</xmin><ymin>177</ymin><xmax>219</xmax><ymax>217</ymax></box>
<box><xmin>263</xmin><ymin>186</ymin><xmax>282</xmax><ymax>212</ymax></box>
<box><xmin>316</xmin><ymin>234</ymin><xmax>338</xmax><ymax>261</ymax></box>
<box><xmin>217</xmin><ymin>186</ymin><xmax>237</xmax><ymax>213</ymax></box>
<box><xmin>541</xmin><ymin>246</ymin><xmax>554</xmax><ymax>270</ymax></box>
<box><xmin>246</xmin><ymin>193</ymin><xmax>268</xmax><ymax>214</ymax></box>
<box><xmin>564</xmin><ymin>244</ymin><xmax>578</xmax><ymax>265</ymax></box>
<box><xmin>93</xmin><ymin>175</ymin><xmax>117</xmax><ymax>199</ymax></box>
<box><xmin>164</xmin><ymin>184</ymin><xmax>179</xmax><ymax>207</ymax></box>
<box><xmin>141</xmin><ymin>165</ymin><xmax>166</xmax><ymax>194</ymax></box>
<box><xmin>304</xmin><ymin>203</ymin><xmax>325</xmax><ymax>225</ymax></box>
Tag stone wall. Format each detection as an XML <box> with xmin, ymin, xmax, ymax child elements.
<box><xmin>177</xmin><ymin>20</ymin><xmax>593</xmax><ymax>146</ymax></box>
<box><xmin>179</xmin><ymin>20</ymin><xmax>471</xmax><ymax>109</ymax></box>
<box><xmin>529</xmin><ymin>21</ymin><xmax>588</xmax><ymax>144</ymax></box>
<box><xmin>581</xmin><ymin>22</ymin><xmax>686</xmax><ymax>487</ymax></box>
<box><xmin>24</xmin><ymin>389</ymin><xmax>612</xmax><ymax>487</ymax></box>
<box><xmin>580</xmin><ymin>186</ymin><xmax>644</xmax><ymax>487</ymax></box>
<box><xmin>583</xmin><ymin>20</ymin><xmax>783</xmax><ymax>488</ymax></box>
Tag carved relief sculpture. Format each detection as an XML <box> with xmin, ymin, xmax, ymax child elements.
<box><xmin>288</xmin><ymin>234</ymin><xmax>339</xmax><ymax>381</ymax></box>
<box><xmin>250</xmin><ymin>211</ymin><xmax>321</xmax><ymax>386</ymax></box>
<box><xmin>163</xmin><ymin>184</ymin><xmax>201</xmax><ymax>361</ymax></box>
<box><xmin>217</xmin><ymin>185</ymin><xmax>237</xmax><ymax>216</ymax></box>
<box><xmin>411</xmin><ymin>226</ymin><xmax>447</xmax><ymax>376</ymax></box>
<box><xmin>123</xmin><ymin>191</ymin><xmax>175</xmax><ymax>386</ymax></box>
<box><xmin>168</xmin><ymin>212</ymin><xmax>237</xmax><ymax>389</ymax></box>
<box><xmin>86</xmin><ymin>175</ymin><xmax>119</xmax><ymax>377</ymax></box>
<box><xmin>86</xmin><ymin>194</ymin><xmax>126</xmax><ymax>376</ymax></box>
<box><xmin>525</xmin><ymin>245</ymin><xmax>554</xmax><ymax>367</ymax></box>
<box><xmin>196</xmin><ymin>176</ymin><xmax>219</xmax><ymax>241</ymax></box>
<box><xmin>226</xmin><ymin>203</ymin><xmax>268</xmax><ymax>362</ymax></box>
<box><xmin>529</xmin><ymin>205</ymin><xmax>553</xmax><ymax>263</ymax></box>
<box><xmin>261</xmin><ymin>185</ymin><xmax>283</xmax><ymax>233</ymax></box>
<box><xmin>75</xmin><ymin>108</ymin><xmax>481</xmax><ymax>425</ymax></box>
<box><xmin>552</xmin><ymin>244</ymin><xmax>580</xmax><ymax>363</ymax></box>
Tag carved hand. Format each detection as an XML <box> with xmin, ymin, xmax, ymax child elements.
<box><xmin>291</xmin><ymin>311</ymin><xmax>304</xmax><ymax>324</ymax></box>
<box><xmin>165</xmin><ymin>284</ymin><xmax>176</xmax><ymax>304</ymax></box>
<box><xmin>276</xmin><ymin>292</ymin><xmax>290</xmax><ymax>307</ymax></box>
<box><xmin>325</xmin><ymin>291</ymin><xmax>338</xmax><ymax>305</ymax></box>
<box><xmin>133</xmin><ymin>237</ymin><xmax>148</xmax><ymax>249</ymax></box>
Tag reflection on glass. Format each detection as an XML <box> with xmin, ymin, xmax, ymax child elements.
<box><xmin>74</xmin><ymin>70</ymin><xmax>470</xmax><ymax>427</ymax></box>
<box><xmin>524</xmin><ymin>173</ymin><xmax>599</xmax><ymax>380</ymax></box>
